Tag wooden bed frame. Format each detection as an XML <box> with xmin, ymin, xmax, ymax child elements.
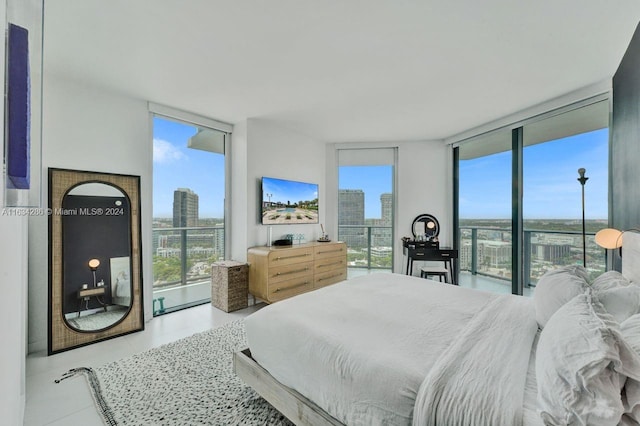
<box><xmin>233</xmin><ymin>348</ymin><xmax>344</xmax><ymax>426</ymax></box>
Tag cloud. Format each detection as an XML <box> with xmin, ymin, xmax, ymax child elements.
<box><xmin>154</xmin><ymin>138</ymin><xmax>187</xmax><ymax>164</ymax></box>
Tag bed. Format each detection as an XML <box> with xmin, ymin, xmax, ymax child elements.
<box><xmin>235</xmin><ymin>233</ymin><xmax>640</xmax><ymax>426</ymax></box>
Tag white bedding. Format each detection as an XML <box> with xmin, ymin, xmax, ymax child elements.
<box><xmin>245</xmin><ymin>273</ymin><xmax>540</xmax><ymax>425</ymax></box>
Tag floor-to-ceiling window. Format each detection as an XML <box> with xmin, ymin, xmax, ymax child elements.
<box><xmin>522</xmin><ymin>100</ymin><xmax>609</xmax><ymax>284</ymax></box>
<box><xmin>151</xmin><ymin>109</ymin><xmax>230</xmax><ymax>315</ymax></box>
<box><xmin>456</xmin><ymin>97</ymin><xmax>609</xmax><ymax>295</ymax></box>
<box><xmin>458</xmin><ymin>129</ymin><xmax>514</xmax><ymax>294</ymax></box>
<box><xmin>337</xmin><ymin>148</ymin><xmax>396</xmax><ymax>275</ymax></box>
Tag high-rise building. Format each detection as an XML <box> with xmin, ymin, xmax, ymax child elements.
<box><xmin>374</xmin><ymin>193</ymin><xmax>393</xmax><ymax>247</ymax></box>
<box><xmin>338</xmin><ymin>189</ymin><xmax>365</xmax><ymax>248</ymax></box>
<box><xmin>380</xmin><ymin>193</ymin><xmax>392</xmax><ymax>225</ymax></box>
<box><xmin>173</xmin><ymin>188</ymin><xmax>199</xmax><ymax>227</ymax></box>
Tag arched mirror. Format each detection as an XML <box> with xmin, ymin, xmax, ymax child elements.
<box><xmin>49</xmin><ymin>168</ymin><xmax>143</xmax><ymax>354</ymax></box>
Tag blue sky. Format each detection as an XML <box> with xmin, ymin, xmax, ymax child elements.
<box><xmin>262</xmin><ymin>177</ymin><xmax>318</xmax><ymax>204</ymax></box>
<box><xmin>153</xmin><ymin>117</ymin><xmax>226</xmax><ymax>218</ymax></box>
<box><xmin>339</xmin><ymin>165</ymin><xmax>393</xmax><ymax>218</ymax></box>
<box><xmin>459</xmin><ymin>128</ymin><xmax>608</xmax><ymax>219</ymax></box>
<box><xmin>154</xmin><ymin>117</ymin><xmax>608</xmax><ymax>220</ymax></box>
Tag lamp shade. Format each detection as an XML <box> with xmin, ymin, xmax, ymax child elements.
<box><xmin>595</xmin><ymin>228</ymin><xmax>623</xmax><ymax>249</ymax></box>
<box><xmin>88</xmin><ymin>258</ymin><xmax>100</xmax><ymax>270</ymax></box>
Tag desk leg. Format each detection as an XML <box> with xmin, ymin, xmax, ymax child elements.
<box><xmin>406</xmin><ymin>256</ymin><xmax>411</xmax><ymax>275</ymax></box>
<box><xmin>452</xmin><ymin>259</ymin><xmax>457</xmax><ymax>285</ymax></box>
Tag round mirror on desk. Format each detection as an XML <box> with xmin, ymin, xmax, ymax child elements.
<box><xmin>411</xmin><ymin>214</ymin><xmax>440</xmax><ymax>240</ymax></box>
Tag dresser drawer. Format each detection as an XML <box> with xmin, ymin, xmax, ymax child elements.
<box><xmin>314</xmin><ymin>255</ymin><xmax>346</xmax><ymax>274</ymax></box>
<box><xmin>314</xmin><ymin>243</ymin><xmax>346</xmax><ymax>260</ymax></box>
<box><xmin>248</xmin><ymin>241</ymin><xmax>348</xmax><ymax>303</ymax></box>
<box><xmin>268</xmin><ymin>261</ymin><xmax>313</xmax><ymax>284</ymax></box>
<box><xmin>268</xmin><ymin>277</ymin><xmax>314</xmax><ymax>302</ymax></box>
<box><xmin>314</xmin><ymin>268</ymin><xmax>347</xmax><ymax>289</ymax></box>
<box><xmin>267</xmin><ymin>246</ymin><xmax>314</xmax><ymax>266</ymax></box>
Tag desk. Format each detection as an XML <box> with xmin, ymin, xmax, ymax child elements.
<box><xmin>77</xmin><ymin>286</ymin><xmax>107</xmax><ymax>317</ymax></box>
<box><xmin>402</xmin><ymin>241</ymin><xmax>458</xmax><ymax>285</ymax></box>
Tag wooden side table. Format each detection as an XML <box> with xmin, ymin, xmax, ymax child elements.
<box><xmin>211</xmin><ymin>260</ymin><xmax>249</xmax><ymax>312</ymax></box>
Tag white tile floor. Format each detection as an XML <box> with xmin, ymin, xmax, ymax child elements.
<box><xmin>24</xmin><ymin>302</ymin><xmax>264</xmax><ymax>426</ymax></box>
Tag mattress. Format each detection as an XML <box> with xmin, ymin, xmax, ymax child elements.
<box><xmin>245</xmin><ymin>273</ymin><xmax>540</xmax><ymax>425</ymax></box>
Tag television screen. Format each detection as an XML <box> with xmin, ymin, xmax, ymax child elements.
<box><xmin>261</xmin><ymin>176</ymin><xmax>319</xmax><ymax>225</ymax></box>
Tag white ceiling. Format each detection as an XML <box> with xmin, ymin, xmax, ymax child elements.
<box><xmin>43</xmin><ymin>0</ymin><xmax>640</xmax><ymax>142</ymax></box>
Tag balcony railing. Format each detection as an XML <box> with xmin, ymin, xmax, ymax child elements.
<box><xmin>338</xmin><ymin>224</ymin><xmax>606</xmax><ymax>287</ymax></box>
<box><xmin>460</xmin><ymin>226</ymin><xmax>606</xmax><ymax>286</ymax></box>
<box><xmin>152</xmin><ymin>226</ymin><xmax>225</xmax><ymax>289</ymax></box>
<box><xmin>338</xmin><ymin>225</ymin><xmax>393</xmax><ymax>270</ymax></box>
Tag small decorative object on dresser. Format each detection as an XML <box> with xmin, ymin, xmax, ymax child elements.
<box><xmin>211</xmin><ymin>260</ymin><xmax>249</xmax><ymax>312</ymax></box>
<box><xmin>247</xmin><ymin>241</ymin><xmax>347</xmax><ymax>303</ymax></box>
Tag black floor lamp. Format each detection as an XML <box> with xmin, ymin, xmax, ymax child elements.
<box><xmin>577</xmin><ymin>168</ymin><xmax>588</xmax><ymax>267</ymax></box>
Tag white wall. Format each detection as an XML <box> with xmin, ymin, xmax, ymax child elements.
<box><xmin>29</xmin><ymin>74</ymin><xmax>153</xmax><ymax>353</ymax></box>
<box><xmin>325</xmin><ymin>140</ymin><xmax>450</xmax><ymax>275</ymax></box>
<box><xmin>243</xmin><ymin>119</ymin><xmax>327</xmax><ymax>252</ymax></box>
<box><xmin>0</xmin><ymin>0</ymin><xmax>32</xmax><ymax>421</ymax></box>
<box><xmin>230</xmin><ymin>120</ymin><xmax>248</xmax><ymax>262</ymax></box>
<box><xmin>0</xmin><ymin>214</ymin><xmax>27</xmax><ymax>424</ymax></box>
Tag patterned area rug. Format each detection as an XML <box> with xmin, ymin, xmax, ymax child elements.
<box><xmin>58</xmin><ymin>320</ymin><xmax>293</xmax><ymax>425</ymax></box>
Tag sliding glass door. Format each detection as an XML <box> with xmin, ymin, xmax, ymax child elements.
<box><xmin>456</xmin><ymin>98</ymin><xmax>609</xmax><ymax>295</ymax></box>
<box><xmin>522</xmin><ymin>101</ymin><xmax>609</xmax><ymax>284</ymax></box>
<box><xmin>458</xmin><ymin>129</ymin><xmax>514</xmax><ymax>294</ymax></box>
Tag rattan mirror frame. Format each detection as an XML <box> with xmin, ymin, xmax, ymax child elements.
<box><xmin>48</xmin><ymin>168</ymin><xmax>144</xmax><ymax>354</ymax></box>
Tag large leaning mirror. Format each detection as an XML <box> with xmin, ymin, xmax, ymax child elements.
<box><xmin>48</xmin><ymin>168</ymin><xmax>144</xmax><ymax>354</ymax></box>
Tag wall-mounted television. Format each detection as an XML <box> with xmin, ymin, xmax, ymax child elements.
<box><xmin>261</xmin><ymin>176</ymin><xmax>319</xmax><ymax>225</ymax></box>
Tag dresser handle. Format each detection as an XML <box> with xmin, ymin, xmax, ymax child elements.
<box><xmin>441</xmin><ymin>253</ymin><xmax>450</xmax><ymax>257</ymax></box>
<box><xmin>274</xmin><ymin>267</ymin><xmax>309</xmax><ymax>277</ymax></box>
<box><xmin>317</xmin><ymin>249</ymin><xmax>343</xmax><ymax>254</ymax></box>
<box><xmin>275</xmin><ymin>253</ymin><xmax>310</xmax><ymax>261</ymax></box>
<box><xmin>318</xmin><ymin>273</ymin><xmax>344</xmax><ymax>282</ymax></box>
<box><xmin>274</xmin><ymin>281</ymin><xmax>310</xmax><ymax>292</ymax></box>
<box><xmin>318</xmin><ymin>261</ymin><xmax>343</xmax><ymax>268</ymax></box>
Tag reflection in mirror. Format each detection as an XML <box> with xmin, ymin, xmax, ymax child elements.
<box><xmin>61</xmin><ymin>182</ymin><xmax>132</xmax><ymax>331</ymax></box>
<box><xmin>49</xmin><ymin>168</ymin><xmax>143</xmax><ymax>355</ymax></box>
<box><xmin>411</xmin><ymin>214</ymin><xmax>441</xmax><ymax>240</ymax></box>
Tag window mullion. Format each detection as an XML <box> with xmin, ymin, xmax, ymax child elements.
<box><xmin>512</xmin><ymin>127</ymin><xmax>523</xmax><ymax>295</ymax></box>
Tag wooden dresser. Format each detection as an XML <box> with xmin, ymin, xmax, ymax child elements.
<box><xmin>247</xmin><ymin>241</ymin><xmax>347</xmax><ymax>303</ymax></box>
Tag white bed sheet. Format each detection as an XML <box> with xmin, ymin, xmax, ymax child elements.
<box><xmin>245</xmin><ymin>273</ymin><xmax>539</xmax><ymax>425</ymax></box>
<box><xmin>523</xmin><ymin>331</ymin><xmax>544</xmax><ymax>426</ymax></box>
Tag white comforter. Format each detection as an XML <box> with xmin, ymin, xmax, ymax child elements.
<box><xmin>413</xmin><ymin>291</ymin><xmax>538</xmax><ymax>425</ymax></box>
<box><xmin>244</xmin><ymin>273</ymin><xmax>539</xmax><ymax>425</ymax></box>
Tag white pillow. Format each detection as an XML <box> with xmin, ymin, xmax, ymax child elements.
<box><xmin>620</xmin><ymin>314</ymin><xmax>640</xmax><ymax>422</ymax></box>
<box><xmin>593</xmin><ymin>270</ymin><xmax>632</xmax><ymax>293</ymax></box>
<box><xmin>533</xmin><ymin>265</ymin><xmax>589</xmax><ymax>328</ymax></box>
<box><xmin>622</xmin><ymin>314</ymin><xmax>640</xmax><ymax>356</ymax></box>
<box><xmin>596</xmin><ymin>286</ymin><xmax>640</xmax><ymax>324</ymax></box>
<box><xmin>536</xmin><ymin>291</ymin><xmax>637</xmax><ymax>425</ymax></box>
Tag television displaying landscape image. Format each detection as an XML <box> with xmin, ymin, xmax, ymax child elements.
<box><xmin>261</xmin><ymin>176</ymin><xmax>319</xmax><ymax>225</ymax></box>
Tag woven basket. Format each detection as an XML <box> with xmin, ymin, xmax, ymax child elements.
<box><xmin>211</xmin><ymin>261</ymin><xmax>249</xmax><ymax>312</ymax></box>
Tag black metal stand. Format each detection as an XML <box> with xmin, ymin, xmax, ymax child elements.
<box><xmin>578</xmin><ymin>168</ymin><xmax>589</xmax><ymax>267</ymax></box>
